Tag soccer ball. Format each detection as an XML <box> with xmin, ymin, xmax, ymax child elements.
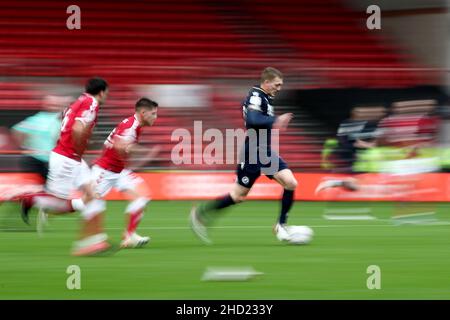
<box><xmin>286</xmin><ymin>225</ymin><xmax>314</xmax><ymax>245</ymax></box>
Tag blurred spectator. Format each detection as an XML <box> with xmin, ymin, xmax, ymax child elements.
<box><xmin>318</xmin><ymin>106</ymin><xmax>386</xmax><ymax>192</ymax></box>
<box><xmin>11</xmin><ymin>95</ymin><xmax>72</xmax><ymax>181</ymax></box>
<box><xmin>378</xmin><ymin>99</ymin><xmax>440</xmax><ymax>173</ymax></box>
<box><xmin>334</xmin><ymin>106</ymin><xmax>386</xmax><ymax>173</ymax></box>
<box><xmin>377</xmin><ymin>100</ymin><xmax>441</xmax><ymax>220</ymax></box>
<box><xmin>379</xmin><ymin>100</ymin><xmax>438</xmax><ymax>149</ymax></box>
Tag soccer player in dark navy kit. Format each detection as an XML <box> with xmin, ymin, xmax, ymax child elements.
<box><xmin>190</xmin><ymin>67</ymin><xmax>298</xmax><ymax>244</ymax></box>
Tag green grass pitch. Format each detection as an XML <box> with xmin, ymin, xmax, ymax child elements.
<box><xmin>1</xmin><ymin>200</ymin><xmax>450</xmax><ymax>299</ymax></box>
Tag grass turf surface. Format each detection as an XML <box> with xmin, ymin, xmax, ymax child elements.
<box><xmin>0</xmin><ymin>200</ymin><xmax>450</xmax><ymax>299</ymax></box>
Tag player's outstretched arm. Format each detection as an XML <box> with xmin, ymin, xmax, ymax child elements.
<box><xmin>113</xmin><ymin>138</ymin><xmax>147</xmax><ymax>156</ymax></box>
<box><xmin>273</xmin><ymin>113</ymin><xmax>294</xmax><ymax>131</ymax></box>
<box><xmin>113</xmin><ymin>138</ymin><xmax>160</xmax><ymax>169</ymax></box>
<box><xmin>246</xmin><ymin>109</ymin><xmax>276</xmax><ymax>129</ymax></box>
<box><xmin>127</xmin><ymin>146</ymin><xmax>161</xmax><ymax>170</ymax></box>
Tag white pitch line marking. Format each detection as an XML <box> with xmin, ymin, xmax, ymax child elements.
<box><xmin>323</xmin><ymin>215</ymin><xmax>377</xmax><ymax>221</ymax></box>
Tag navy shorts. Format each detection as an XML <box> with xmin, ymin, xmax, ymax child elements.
<box><xmin>236</xmin><ymin>155</ymin><xmax>288</xmax><ymax>188</ymax></box>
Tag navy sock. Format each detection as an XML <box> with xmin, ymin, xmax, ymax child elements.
<box><xmin>199</xmin><ymin>194</ymin><xmax>236</xmax><ymax>222</ymax></box>
<box><xmin>216</xmin><ymin>194</ymin><xmax>236</xmax><ymax>210</ymax></box>
<box><xmin>279</xmin><ymin>189</ymin><xmax>294</xmax><ymax>225</ymax></box>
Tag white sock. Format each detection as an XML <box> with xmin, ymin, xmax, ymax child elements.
<box><xmin>71</xmin><ymin>198</ymin><xmax>85</xmax><ymax>211</ymax></box>
<box><xmin>81</xmin><ymin>199</ymin><xmax>106</xmax><ymax>220</ymax></box>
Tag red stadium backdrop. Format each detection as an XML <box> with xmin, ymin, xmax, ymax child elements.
<box><xmin>0</xmin><ymin>172</ymin><xmax>447</xmax><ymax>202</ymax></box>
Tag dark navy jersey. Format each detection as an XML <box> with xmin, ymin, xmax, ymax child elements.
<box><xmin>241</xmin><ymin>86</ymin><xmax>276</xmax><ymax>163</ymax></box>
<box><xmin>242</xmin><ymin>86</ymin><xmax>275</xmax><ymax>129</ymax></box>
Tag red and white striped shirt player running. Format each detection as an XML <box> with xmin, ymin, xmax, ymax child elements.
<box><xmin>91</xmin><ymin>97</ymin><xmax>159</xmax><ymax>249</ymax></box>
<box><xmin>21</xmin><ymin>77</ymin><xmax>109</xmax><ymax>256</ymax></box>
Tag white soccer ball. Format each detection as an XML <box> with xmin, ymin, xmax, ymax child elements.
<box><xmin>287</xmin><ymin>225</ymin><xmax>314</xmax><ymax>245</ymax></box>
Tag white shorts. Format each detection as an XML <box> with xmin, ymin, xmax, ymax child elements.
<box><xmin>91</xmin><ymin>165</ymin><xmax>144</xmax><ymax>198</ymax></box>
<box><xmin>46</xmin><ymin>151</ymin><xmax>92</xmax><ymax>199</ymax></box>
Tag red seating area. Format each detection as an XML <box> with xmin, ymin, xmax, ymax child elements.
<box><xmin>0</xmin><ymin>0</ymin><xmax>439</xmax><ymax>171</ymax></box>
<box><xmin>243</xmin><ymin>0</ymin><xmax>433</xmax><ymax>87</ymax></box>
<box><xmin>0</xmin><ymin>0</ymin><xmax>434</xmax><ymax>86</ymax></box>
<box><xmin>0</xmin><ymin>1</ymin><xmax>265</xmax><ymax>83</ymax></box>
<box><xmin>0</xmin><ymin>82</ymin><xmax>43</xmax><ymax>110</ymax></box>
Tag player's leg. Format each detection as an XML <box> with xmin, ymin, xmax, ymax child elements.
<box><xmin>190</xmin><ymin>163</ymin><xmax>258</xmax><ymax>244</ymax></box>
<box><xmin>198</xmin><ymin>182</ymin><xmax>250</xmax><ymax>222</ymax></box>
<box><xmin>72</xmin><ymin>164</ymin><xmax>112</xmax><ymax>256</ymax></box>
<box><xmin>265</xmin><ymin>155</ymin><xmax>298</xmax><ymax>241</ymax></box>
<box><xmin>72</xmin><ymin>197</ymin><xmax>110</xmax><ymax>256</ymax></box>
<box><xmin>33</xmin><ymin>153</ymin><xmax>76</xmax><ymax>233</ymax></box>
<box><xmin>20</xmin><ymin>152</ymin><xmax>82</xmax><ymax>224</ymax></box>
<box><xmin>195</xmin><ymin>162</ymin><xmax>257</xmax><ymax>221</ymax></box>
<box><xmin>190</xmin><ymin>183</ymin><xmax>250</xmax><ymax>244</ymax></box>
<box><xmin>315</xmin><ymin>154</ymin><xmax>359</xmax><ymax>193</ymax></box>
<box><xmin>77</xmin><ymin>184</ymin><xmax>103</xmax><ymax>237</ymax></box>
<box><xmin>315</xmin><ymin>177</ymin><xmax>359</xmax><ymax>194</ymax></box>
<box><xmin>272</xmin><ymin>168</ymin><xmax>297</xmax><ymax>226</ymax></box>
<box><xmin>117</xmin><ymin>170</ymin><xmax>151</xmax><ymax>248</ymax></box>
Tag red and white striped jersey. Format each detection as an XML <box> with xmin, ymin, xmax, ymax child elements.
<box><xmin>53</xmin><ymin>93</ymin><xmax>99</xmax><ymax>161</ymax></box>
<box><xmin>95</xmin><ymin>115</ymin><xmax>142</xmax><ymax>173</ymax></box>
